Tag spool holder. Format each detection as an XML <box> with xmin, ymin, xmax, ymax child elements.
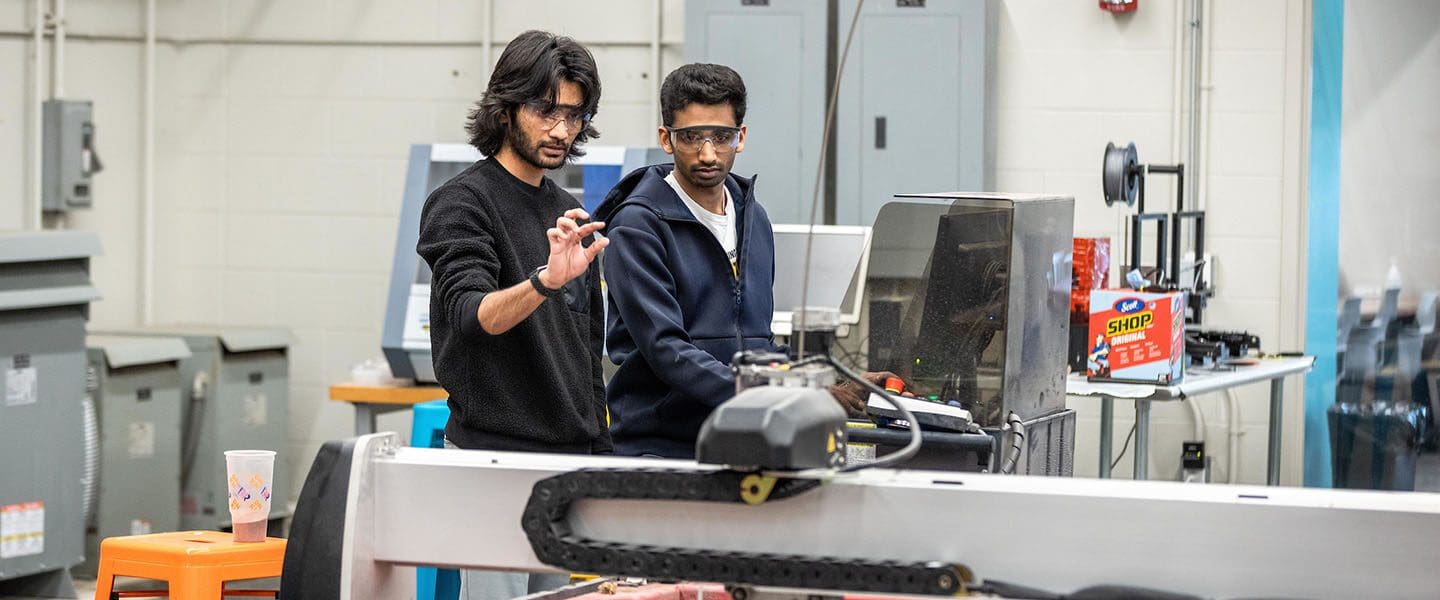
<box><xmin>1102</xmin><ymin>142</ymin><xmax>1211</xmax><ymax>323</ymax></box>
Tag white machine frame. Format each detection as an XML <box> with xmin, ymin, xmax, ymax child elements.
<box><xmin>331</xmin><ymin>433</ymin><xmax>1440</xmax><ymax>599</ymax></box>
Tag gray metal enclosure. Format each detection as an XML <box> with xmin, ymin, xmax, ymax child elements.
<box><xmin>98</xmin><ymin>327</ymin><xmax>291</xmax><ymax>532</ymax></box>
<box><xmin>685</xmin><ymin>0</ymin><xmax>995</xmax><ymax>226</ymax></box>
<box><xmin>1015</xmin><ymin>409</ymin><xmax>1077</xmax><ymax>477</ymax></box>
<box><xmin>834</xmin><ymin>0</ymin><xmax>996</xmax><ymax>226</ymax></box>
<box><xmin>857</xmin><ymin>194</ymin><xmax>1076</xmax><ymax>476</ymax></box>
<box><xmin>42</xmin><ymin>99</ymin><xmax>98</xmax><ymax>212</ymax></box>
<box><xmin>863</xmin><ymin>194</ymin><xmax>1074</xmax><ymax>427</ymax></box>
<box><xmin>684</xmin><ymin>0</ymin><xmax>829</xmax><ymax>225</ymax></box>
<box><xmin>0</xmin><ymin>231</ymin><xmax>100</xmax><ymax>597</ymax></box>
<box><xmin>74</xmin><ymin>336</ymin><xmax>190</xmax><ymax>578</ymax></box>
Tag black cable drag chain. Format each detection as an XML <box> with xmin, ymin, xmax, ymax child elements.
<box><xmin>521</xmin><ymin>467</ymin><xmax>971</xmax><ymax>596</ymax></box>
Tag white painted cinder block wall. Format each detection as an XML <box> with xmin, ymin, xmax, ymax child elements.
<box><xmin>1</xmin><ymin>0</ymin><xmax>686</xmax><ymax>500</ymax></box>
<box><xmin>997</xmin><ymin>0</ymin><xmax>1309</xmax><ymax>484</ymax></box>
<box><xmin>0</xmin><ymin>0</ymin><xmax>148</xmax><ymax>327</ymax></box>
<box><xmin>1</xmin><ymin>0</ymin><xmax>1314</xmax><ymax>494</ymax></box>
<box><xmin>149</xmin><ymin>0</ymin><xmax>688</xmax><ymax>498</ymax></box>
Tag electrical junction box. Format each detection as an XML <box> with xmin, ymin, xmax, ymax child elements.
<box><xmin>1181</xmin><ymin>441</ymin><xmax>1208</xmax><ymax>483</ymax></box>
<box><xmin>42</xmin><ymin>99</ymin><xmax>102</xmax><ymax>212</ymax></box>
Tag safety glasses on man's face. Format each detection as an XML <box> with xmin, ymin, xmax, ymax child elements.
<box><xmin>525</xmin><ymin>101</ymin><xmax>590</xmax><ymax>131</ymax></box>
<box><xmin>665</xmin><ymin>126</ymin><xmax>741</xmax><ymax>152</ymax></box>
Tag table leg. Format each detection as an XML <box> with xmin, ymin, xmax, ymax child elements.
<box><xmin>1135</xmin><ymin>400</ymin><xmax>1151</xmax><ymax>480</ymax></box>
<box><xmin>356</xmin><ymin>403</ymin><xmax>377</xmax><ymax>436</ymax></box>
<box><xmin>1268</xmin><ymin>377</ymin><xmax>1284</xmax><ymax>486</ymax></box>
<box><xmin>1099</xmin><ymin>397</ymin><xmax>1114</xmax><ymax>479</ymax></box>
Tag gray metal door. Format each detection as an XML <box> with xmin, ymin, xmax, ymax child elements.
<box><xmin>685</xmin><ymin>0</ymin><xmax>828</xmax><ymax>224</ymax></box>
<box><xmin>835</xmin><ymin>0</ymin><xmax>993</xmax><ymax>226</ymax></box>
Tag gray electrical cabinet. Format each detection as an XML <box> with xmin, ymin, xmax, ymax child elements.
<box><xmin>684</xmin><ymin>0</ymin><xmax>829</xmax><ymax>225</ymax></box>
<box><xmin>685</xmin><ymin>0</ymin><xmax>996</xmax><ymax>226</ymax></box>
<box><xmin>74</xmin><ymin>336</ymin><xmax>190</xmax><ymax>578</ymax></box>
<box><xmin>98</xmin><ymin>326</ymin><xmax>291</xmax><ymax>532</ymax></box>
<box><xmin>834</xmin><ymin>0</ymin><xmax>996</xmax><ymax>226</ymax></box>
<box><xmin>42</xmin><ymin>99</ymin><xmax>102</xmax><ymax>212</ymax></box>
<box><xmin>0</xmin><ymin>231</ymin><xmax>101</xmax><ymax>598</ymax></box>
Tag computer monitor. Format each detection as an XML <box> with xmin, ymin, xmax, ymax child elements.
<box><xmin>770</xmin><ymin>224</ymin><xmax>872</xmax><ymax>337</ymax></box>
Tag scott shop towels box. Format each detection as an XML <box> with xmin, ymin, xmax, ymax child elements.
<box><xmin>1087</xmin><ymin>290</ymin><xmax>1186</xmax><ymax>384</ymax></box>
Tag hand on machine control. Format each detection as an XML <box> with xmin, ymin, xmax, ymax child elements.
<box><xmin>540</xmin><ymin>208</ymin><xmax>608</xmax><ymax>289</ymax></box>
<box><xmin>828</xmin><ymin>371</ymin><xmax>912</xmax><ymax>419</ymax></box>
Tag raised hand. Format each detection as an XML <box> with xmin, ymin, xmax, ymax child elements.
<box><xmin>540</xmin><ymin>208</ymin><xmax>609</xmax><ymax>290</ymax></box>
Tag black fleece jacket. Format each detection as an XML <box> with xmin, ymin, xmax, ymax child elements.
<box><xmin>417</xmin><ymin>158</ymin><xmax>610</xmax><ymax>454</ymax></box>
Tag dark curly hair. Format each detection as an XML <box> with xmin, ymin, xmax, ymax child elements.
<box><xmin>660</xmin><ymin>63</ymin><xmax>747</xmax><ymax>127</ymax></box>
<box><xmin>466</xmin><ymin>30</ymin><xmax>601</xmax><ymax>160</ymax></box>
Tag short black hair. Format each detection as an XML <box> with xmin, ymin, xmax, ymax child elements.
<box><xmin>466</xmin><ymin>30</ymin><xmax>601</xmax><ymax>159</ymax></box>
<box><xmin>660</xmin><ymin>63</ymin><xmax>747</xmax><ymax>127</ymax></box>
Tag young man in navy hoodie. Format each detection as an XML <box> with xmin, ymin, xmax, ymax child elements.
<box><xmin>596</xmin><ymin>64</ymin><xmax>896</xmax><ymax>459</ymax></box>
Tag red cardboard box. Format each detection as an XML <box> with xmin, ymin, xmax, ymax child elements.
<box><xmin>1087</xmin><ymin>289</ymin><xmax>1186</xmax><ymax>384</ymax></box>
<box><xmin>1070</xmin><ymin>238</ymin><xmax>1111</xmax><ymax>321</ymax></box>
<box><xmin>1072</xmin><ymin>238</ymin><xmax>1111</xmax><ymax>290</ymax></box>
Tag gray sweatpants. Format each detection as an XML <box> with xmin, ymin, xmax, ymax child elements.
<box><xmin>459</xmin><ymin>569</ymin><xmax>571</xmax><ymax>599</ymax></box>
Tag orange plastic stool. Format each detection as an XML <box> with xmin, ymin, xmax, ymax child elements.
<box><xmin>93</xmin><ymin>530</ymin><xmax>286</xmax><ymax>599</ymax></box>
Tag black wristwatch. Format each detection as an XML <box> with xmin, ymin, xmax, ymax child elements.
<box><xmin>528</xmin><ymin>266</ymin><xmax>563</xmax><ymax>298</ymax></box>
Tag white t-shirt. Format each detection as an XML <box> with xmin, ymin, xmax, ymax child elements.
<box><xmin>665</xmin><ymin>172</ymin><xmax>737</xmax><ymax>274</ymax></box>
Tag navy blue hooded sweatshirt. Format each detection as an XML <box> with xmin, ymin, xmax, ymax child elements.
<box><xmin>595</xmin><ymin>164</ymin><xmax>780</xmax><ymax>458</ymax></box>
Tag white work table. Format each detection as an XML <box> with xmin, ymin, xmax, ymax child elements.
<box><xmin>1066</xmin><ymin>356</ymin><xmax>1316</xmax><ymax>485</ymax></box>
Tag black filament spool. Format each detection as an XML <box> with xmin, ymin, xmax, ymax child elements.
<box><xmin>1102</xmin><ymin>141</ymin><xmax>1140</xmax><ymax>207</ymax></box>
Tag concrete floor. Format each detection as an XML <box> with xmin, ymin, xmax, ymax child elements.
<box><xmin>74</xmin><ymin>578</ymin><xmax>96</xmax><ymax>600</ymax></box>
<box><xmin>0</xmin><ymin>577</ymin><xmax>179</xmax><ymax>600</ymax></box>
<box><xmin>0</xmin><ymin>577</ymin><xmax>93</xmax><ymax>600</ymax></box>
<box><xmin>1</xmin><ymin>575</ymin><xmax>280</xmax><ymax>600</ymax></box>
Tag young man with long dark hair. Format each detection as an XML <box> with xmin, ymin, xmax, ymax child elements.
<box><xmin>416</xmin><ymin>30</ymin><xmax>609</xmax><ymax>597</ymax></box>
